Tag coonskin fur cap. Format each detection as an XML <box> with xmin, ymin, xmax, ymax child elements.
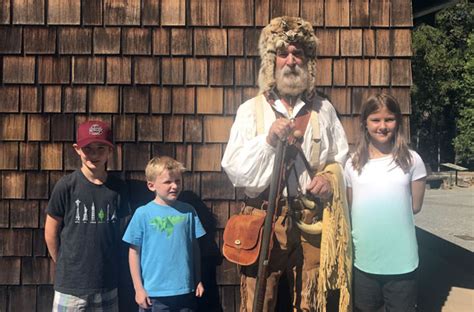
<box><xmin>258</xmin><ymin>16</ymin><xmax>319</xmax><ymax>95</ymax></box>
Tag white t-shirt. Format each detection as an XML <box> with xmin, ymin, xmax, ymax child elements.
<box><xmin>344</xmin><ymin>150</ymin><xmax>426</xmax><ymax>274</ymax></box>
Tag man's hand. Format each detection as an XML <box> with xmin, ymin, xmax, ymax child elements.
<box><xmin>135</xmin><ymin>288</ymin><xmax>152</xmax><ymax>309</ymax></box>
<box><xmin>306</xmin><ymin>175</ymin><xmax>332</xmax><ymax>199</ymax></box>
<box><xmin>195</xmin><ymin>282</ymin><xmax>205</xmax><ymax>297</ymax></box>
<box><xmin>266</xmin><ymin>118</ymin><xmax>295</xmax><ymax>147</ymax></box>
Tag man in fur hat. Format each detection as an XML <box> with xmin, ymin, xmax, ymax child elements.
<box><xmin>222</xmin><ymin>16</ymin><xmax>352</xmax><ymax>311</ymax></box>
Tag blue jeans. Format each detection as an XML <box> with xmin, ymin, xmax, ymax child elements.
<box><xmin>139</xmin><ymin>293</ymin><xmax>196</xmax><ymax>312</ymax></box>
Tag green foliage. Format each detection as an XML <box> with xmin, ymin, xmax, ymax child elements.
<box><xmin>453</xmin><ymin>33</ymin><xmax>474</xmax><ymax>163</ymax></box>
<box><xmin>411</xmin><ymin>0</ymin><xmax>474</xmax><ymax>167</ymax></box>
<box><xmin>453</xmin><ymin>108</ymin><xmax>474</xmax><ymax>163</ymax></box>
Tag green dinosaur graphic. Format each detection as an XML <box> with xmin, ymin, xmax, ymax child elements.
<box><xmin>150</xmin><ymin>216</ymin><xmax>186</xmax><ymax>237</ymax></box>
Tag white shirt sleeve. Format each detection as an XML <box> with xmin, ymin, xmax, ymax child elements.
<box><xmin>319</xmin><ymin>99</ymin><xmax>349</xmax><ymax>166</ymax></box>
<box><xmin>410</xmin><ymin>150</ymin><xmax>427</xmax><ymax>181</ymax></box>
<box><xmin>221</xmin><ymin>98</ymin><xmax>277</xmax><ymax>198</ymax></box>
<box><xmin>344</xmin><ymin>158</ymin><xmax>354</xmax><ymax>188</ymax></box>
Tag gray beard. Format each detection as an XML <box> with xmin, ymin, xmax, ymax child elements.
<box><xmin>274</xmin><ymin>65</ymin><xmax>309</xmax><ymax>97</ymax></box>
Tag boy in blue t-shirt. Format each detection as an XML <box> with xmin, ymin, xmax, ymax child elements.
<box><xmin>123</xmin><ymin>156</ymin><xmax>206</xmax><ymax>311</ymax></box>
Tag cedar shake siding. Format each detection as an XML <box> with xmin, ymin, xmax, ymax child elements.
<box><xmin>0</xmin><ymin>0</ymin><xmax>413</xmax><ymax>310</ymax></box>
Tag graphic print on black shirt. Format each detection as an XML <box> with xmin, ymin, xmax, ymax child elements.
<box><xmin>47</xmin><ymin>170</ymin><xmax>129</xmax><ymax>296</ymax></box>
<box><xmin>73</xmin><ymin>198</ymin><xmax>118</xmax><ymax>224</ymax></box>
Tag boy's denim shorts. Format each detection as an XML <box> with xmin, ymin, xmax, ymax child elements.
<box><xmin>139</xmin><ymin>292</ymin><xmax>196</xmax><ymax>312</ymax></box>
<box><xmin>52</xmin><ymin>288</ymin><xmax>118</xmax><ymax>312</ymax></box>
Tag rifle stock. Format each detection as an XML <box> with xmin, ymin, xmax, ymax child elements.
<box><xmin>252</xmin><ymin>139</ymin><xmax>286</xmax><ymax>312</ymax></box>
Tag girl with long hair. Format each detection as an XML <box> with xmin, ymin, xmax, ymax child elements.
<box><xmin>344</xmin><ymin>93</ymin><xmax>427</xmax><ymax>312</ymax></box>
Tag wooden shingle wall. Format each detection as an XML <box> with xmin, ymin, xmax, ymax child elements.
<box><xmin>0</xmin><ymin>1</ymin><xmax>413</xmax><ymax>311</ymax></box>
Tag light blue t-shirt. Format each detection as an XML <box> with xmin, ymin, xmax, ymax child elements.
<box><xmin>344</xmin><ymin>150</ymin><xmax>426</xmax><ymax>274</ymax></box>
<box><xmin>123</xmin><ymin>200</ymin><xmax>206</xmax><ymax>296</ymax></box>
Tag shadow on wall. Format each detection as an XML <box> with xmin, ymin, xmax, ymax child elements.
<box><xmin>179</xmin><ymin>190</ymin><xmax>224</xmax><ymax>312</ymax></box>
<box><xmin>119</xmin><ymin>181</ymin><xmax>224</xmax><ymax>311</ymax></box>
<box><xmin>416</xmin><ymin>227</ymin><xmax>474</xmax><ymax>312</ymax></box>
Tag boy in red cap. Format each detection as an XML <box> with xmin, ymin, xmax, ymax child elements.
<box><xmin>45</xmin><ymin>120</ymin><xmax>130</xmax><ymax>311</ymax></box>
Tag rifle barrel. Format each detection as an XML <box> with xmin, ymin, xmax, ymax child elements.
<box><xmin>252</xmin><ymin>139</ymin><xmax>286</xmax><ymax>312</ymax></box>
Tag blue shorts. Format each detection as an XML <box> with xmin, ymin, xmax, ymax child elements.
<box><xmin>52</xmin><ymin>288</ymin><xmax>118</xmax><ymax>312</ymax></box>
<box><xmin>354</xmin><ymin>267</ymin><xmax>417</xmax><ymax>312</ymax></box>
<box><xmin>139</xmin><ymin>293</ymin><xmax>196</xmax><ymax>312</ymax></box>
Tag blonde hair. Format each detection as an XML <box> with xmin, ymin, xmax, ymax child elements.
<box><xmin>145</xmin><ymin>156</ymin><xmax>186</xmax><ymax>182</ymax></box>
<box><xmin>352</xmin><ymin>93</ymin><xmax>412</xmax><ymax>174</ymax></box>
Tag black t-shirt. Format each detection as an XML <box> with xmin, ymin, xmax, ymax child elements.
<box><xmin>47</xmin><ymin>170</ymin><xmax>130</xmax><ymax>296</ymax></box>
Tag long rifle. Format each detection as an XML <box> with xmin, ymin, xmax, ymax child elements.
<box><xmin>252</xmin><ymin>139</ymin><xmax>287</xmax><ymax>312</ymax></box>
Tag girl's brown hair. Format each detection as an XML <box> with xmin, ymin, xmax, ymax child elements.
<box><xmin>352</xmin><ymin>93</ymin><xmax>412</xmax><ymax>174</ymax></box>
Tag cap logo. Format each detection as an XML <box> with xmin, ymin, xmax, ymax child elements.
<box><xmin>89</xmin><ymin>124</ymin><xmax>103</xmax><ymax>136</ymax></box>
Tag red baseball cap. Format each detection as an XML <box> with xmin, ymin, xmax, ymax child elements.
<box><xmin>76</xmin><ymin>120</ymin><xmax>113</xmax><ymax>148</ymax></box>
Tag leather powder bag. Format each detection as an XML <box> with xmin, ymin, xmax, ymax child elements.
<box><xmin>222</xmin><ymin>213</ymin><xmax>266</xmax><ymax>266</ymax></box>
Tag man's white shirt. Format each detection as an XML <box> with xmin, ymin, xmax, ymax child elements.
<box><xmin>221</xmin><ymin>95</ymin><xmax>349</xmax><ymax>198</ymax></box>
